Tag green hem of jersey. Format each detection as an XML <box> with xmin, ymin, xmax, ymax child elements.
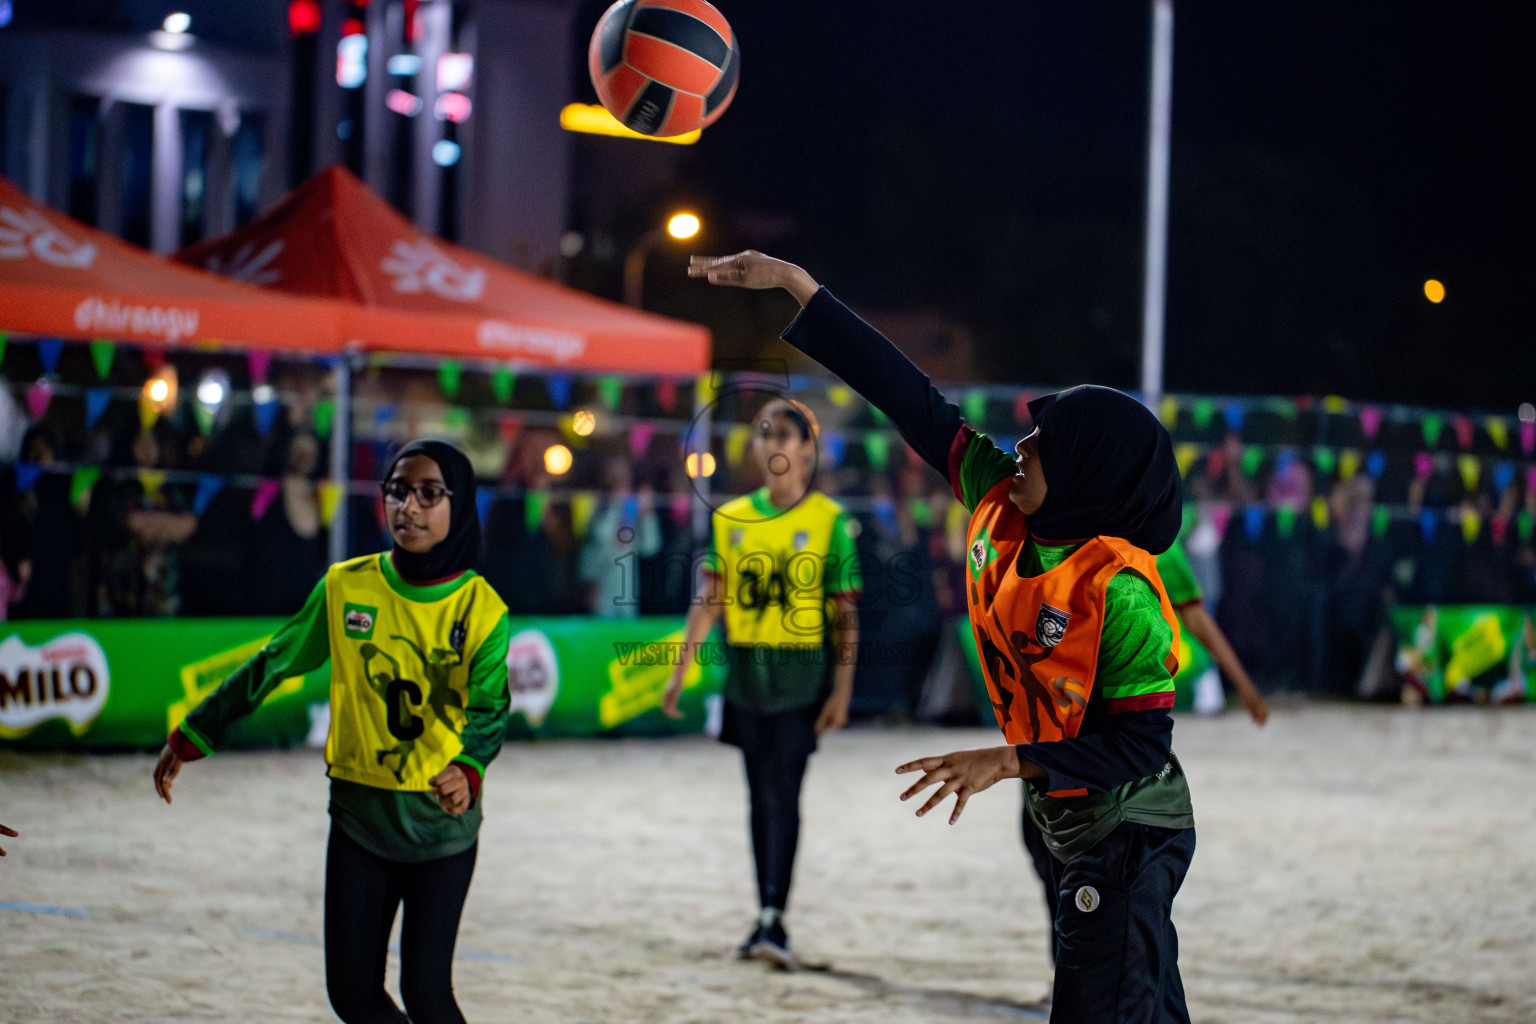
<box><xmin>452</xmin><ymin>754</ymin><xmax>486</xmax><ymax>775</ymax></box>
<box><xmin>179</xmin><ymin>720</ymin><xmax>215</xmax><ymax>756</ymax></box>
<box><xmin>378</xmin><ymin>552</ymin><xmax>477</xmax><ymax>603</ymax></box>
<box><xmin>1099</xmin><ymin>681</ymin><xmax>1179</xmax><ymax>699</ymax></box>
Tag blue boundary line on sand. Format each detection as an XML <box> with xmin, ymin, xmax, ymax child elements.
<box><xmin>243</xmin><ymin>927</ymin><xmax>513</xmax><ymax>963</ymax></box>
<box><xmin>0</xmin><ymin>901</ymin><xmax>90</xmax><ymax>917</ymax></box>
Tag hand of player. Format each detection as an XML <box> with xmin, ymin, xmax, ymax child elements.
<box><xmin>660</xmin><ymin>667</ymin><xmax>686</xmax><ymax>719</ymax></box>
<box><xmin>688</xmin><ymin>251</ymin><xmax>820</xmax><ymax>306</ymax></box>
<box><xmin>1239</xmin><ymin>687</ymin><xmax>1269</xmax><ymax>725</ymax></box>
<box><xmin>430</xmin><ymin>766</ymin><xmax>472</xmax><ymax>816</ymax></box>
<box><xmin>895</xmin><ymin>745</ymin><xmax>1038</xmax><ymax>825</ymax></box>
<box><xmin>815</xmin><ymin>687</ymin><xmax>851</xmax><ymax>735</ymax></box>
<box><xmin>153</xmin><ymin>744</ymin><xmax>183</xmax><ymax>804</ymax></box>
<box><xmin>0</xmin><ymin>822</ymin><xmax>17</xmax><ymax>856</ymax></box>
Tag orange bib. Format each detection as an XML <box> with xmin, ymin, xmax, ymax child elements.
<box><xmin>964</xmin><ymin>479</ymin><xmax>1181</xmax><ymax>755</ymax></box>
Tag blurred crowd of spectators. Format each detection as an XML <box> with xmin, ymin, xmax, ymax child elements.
<box><xmin>4</xmin><ymin>361</ymin><xmax>1535</xmax><ymax>711</ymax></box>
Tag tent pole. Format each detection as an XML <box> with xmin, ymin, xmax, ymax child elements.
<box><xmin>329</xmin><ymin>355</ymin><xmax>353</xmax><ymax>564</ymax></box>
<box><xmin>1140</xmin><ymin>0</ymin><xmax>1174</xmax><ymax>411</ymax></box>
<box><xmin>691</xmin><ymin>377</ymin><xmax>711</xmax><ymax>544</ymax></box>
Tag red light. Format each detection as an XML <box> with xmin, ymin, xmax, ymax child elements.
<box><xmin>403</xmin><ymin>0</ymin><xmax>420</xmax><ymax>42</ymax></box>
<box><xmin>385</xmin><ymin>89</ymin><xmax>422</xmax><ymax>117</ymax></box>
<box><xmin>288</xmin><ymin>0</ymin><xmax>321</xmax><ymax>36</ymax></box>
<box><xmin>340</xmin><ymin>17</ymin><xmax>365</xmax><ymax>37</ymax></box>
<box><xmin>435</xmin><ymin>92</ymin><xmax>472</xmax><ymax>123</ymax></box>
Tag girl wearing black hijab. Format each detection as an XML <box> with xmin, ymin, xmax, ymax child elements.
<box><xmin>693</xmin><ymin>253</ymin><xmax>1194</xmax><ymax>1024</ymax></box>
<box><xmin>153</xmin><ymin>439</ymin><xmax>511</xmax><ymax>1024</ymax></box>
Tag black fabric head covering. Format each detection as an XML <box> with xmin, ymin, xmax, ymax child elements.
<box><xmin>1025</xmin><ymin>385</ymin><xmax>1183</xmax><ymax>555</ymax></box>
<box><xmin>385</xmin><ymin>439</ymin><xmax>481</xmax><ymax>582</ymax></box>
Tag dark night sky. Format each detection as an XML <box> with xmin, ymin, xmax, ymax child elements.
<box><xmin>577</xmin><ymin>1</ymin><xmax>1535</xmax><ymax>411</ymax></box>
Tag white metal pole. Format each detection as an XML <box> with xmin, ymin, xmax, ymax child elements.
<box><xmin>1140</xmin><ymin>0</ymin><xmax>1175</xmax><ymax>410</ymax></box>
<box><xmin>328</xmin><ymin>356</ymin><xmax>353</xmax><ymax>564</ymax></box>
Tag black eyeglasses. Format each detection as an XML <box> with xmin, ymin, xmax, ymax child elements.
<box><xmin>381</xmin><ymin>480</ymin><xmax>453</xmax><ymax>508</ymax></box>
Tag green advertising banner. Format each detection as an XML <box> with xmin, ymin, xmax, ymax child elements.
<box><xmin>0</xmin><ymin>617</ymin><xmax>725</xmax><ymax>750</ymax></box>
<box><xmin>1389</xmin><ymin>605</ymin><xmax>1535</xmax><ymax>704</ymax></box>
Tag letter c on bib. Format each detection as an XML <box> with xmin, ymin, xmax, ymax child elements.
<box><xmin>385</xmin><ymin>678</ymin><xmax>425</xmax><ymax>740</ymax></box>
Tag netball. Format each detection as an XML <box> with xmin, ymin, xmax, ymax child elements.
<box><xmin>588</xmin><ymin>0</ymin><xmax>741</xmax><ymax>137</ymax></box>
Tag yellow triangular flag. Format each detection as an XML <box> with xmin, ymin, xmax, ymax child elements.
<box><xmin>1460</xmin><ymin>506</ymin><xmax>1481</xmax><ymax>545</ymax></box>
<box><xmin>1174</xmin><ymin>443</ymin><xmax>1200</xmax><ymax>478</ymax></box>
<box><xmin>571</xmin><ymin>492</ymin><xmax>597</xmax><ymax>538</ymax></box>
<box><xmin>1311</xmin><ymin>495</ymin><xmax>1330</xmax><ymax>530</ymax></box>
<box><xmin>1339</xmin><ymin>449</ymin><xmax>1361</xmax><ymax>481</ymax></box>
<box><xmin>137</xmin><ymin>469</ymin><xmax>166</xmax><ymax>504</ymax></box>
<box><xmin>319</xmin><ymin>481</ymin><xmax>344</xmax><ymax>527</ymax></box>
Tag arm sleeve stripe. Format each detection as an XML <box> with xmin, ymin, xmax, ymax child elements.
<box><xmin>1104</xmin><ymin>692</ymin><xmax>1177</xmax><ymax>714</ymax></box>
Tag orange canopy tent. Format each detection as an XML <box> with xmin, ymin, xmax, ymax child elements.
<box><xmin>0</xmin><ymin>176</ymin><xmax>345</xmax><ymax>354</ymax></box>
<box><xmin>176</xmin><ymin>166</ymin><xmax>710</xmax><ymax>375</ymax></box>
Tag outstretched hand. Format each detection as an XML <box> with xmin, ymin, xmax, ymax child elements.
<box><xmin>0</xmin><ymin>822</ymin><xmax>17</xmax><ymax>856</ymax></box>
<box><xmin>895</xmin><ymin>745</ymin><xmax>1040</xmax><ymax>825</ymax></box>
<box><xmin>688</xmin><ymin>252</ymin><xmax>820</xmax><ymax>306</ymax></box>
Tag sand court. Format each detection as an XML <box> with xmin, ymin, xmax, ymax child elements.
<box><xmin>2</xmin><ymin>702</ymin><xmax>1534</xmax><ymax>1023</ymax></box>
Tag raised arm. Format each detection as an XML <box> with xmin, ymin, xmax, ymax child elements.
<box><xmin>689</xmin><ymin>252</ymin><xmax>964</xmax><ymax>480</ymax></box>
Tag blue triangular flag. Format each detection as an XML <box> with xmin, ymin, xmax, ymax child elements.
<box><xmin>1419</xmin><ymin>508</ymin><xmax>1438</xmax><ymax>544</ymax></box>
<box><xmin>374</xmin><ymin>404</ymin><xmax>398</xmax><ymax>429</ymax></box>
<box><xmin>1224</xmin><ymin>401</ymin><xmax>1246</xmax><ymax>433</ymax></box>
<box><xmin>194</xmin><ymin>475</ymin><xmax>227</xmax><ymax>516</ymax></box>
<box><xmin>621</xmin><ymin>495</ymin><xmax>639</xmax><ymax>528</ymax></box>
<box><xmin>36</xmin><ymin>337</ymin><xmax>64</xmax><ymax>375</ymax></box>
<box><xmin>85</xmin><ymin>387</ymin><xmax>113</xmax><ymax>429</ymax></box>
<box><xmin>1494</xmin><ymin>461</ymin><xmax>1516</xmax><ymax>494</ymax></box>
<box><xmin>15</xmin><ymin>462</ymin><xmax>42</xmax><ymax>492</ymax></box>
<box><xmin>546</xmin><ymin>374</ymin><xmax>573</xmax><ymax>409</ymax></box>
<box><xmin>1366</xmin><ymin>450</ymin><xmax>1387</xmax><ymax>480</ymax></box>
<box><xmin>1244</xmin><ymin>504</ymin><xmax>1265</xmax><ymax>541</ymax></box>
<box><xmin>823</xmin><ymin>430</ymin><xmax>845</xmax><ymax>468</ymax></box>
<box><xmin>254</xmin><ymin>398</ymin><xmax>279</xmax><ymax>436</ymax></box>
<box><xmin>1275</xmin><ymin>448</ymin><xmax>1297</xmax><ymax>475</ymax></box>
<box><xmin>475</xmin><ymin>489</ymin><xmax>494</xmax><ymax>527</ymax></box>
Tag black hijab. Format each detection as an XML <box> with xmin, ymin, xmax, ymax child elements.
<box><xmin>1025</xmin><ymin>385</ymin><xmax>1182</xmax><ymax>555</ymax></box>
<box><xmin>386</xmin><ymin>439</ymin><xmax>481</xmax><ymax>583</ymax></box>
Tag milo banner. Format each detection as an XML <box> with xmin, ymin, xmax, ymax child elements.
<box><xmin>0</xmin><ymin>617</ymin><xmax>724</xmax><ymax>750</ymax></box>
<box><xmin>1390</xmin><ymin>605</ymin><xmax>1536</xmax><ymax>705</ymax></box>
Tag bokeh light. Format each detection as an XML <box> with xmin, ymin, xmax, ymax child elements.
<box><xmin>543</xmin><ymin>444</ymin><xmax>573</xmax><ymax>475</ymax></box>
<box><xmin>1423</xmin><ymin>279</ymin><xmax>1445</xmax><ymax>303</ymax></box>
<box><xmin>667</xmin><ymin>213</ymin><xmax>701</xmax><ymax>240</ymax></box>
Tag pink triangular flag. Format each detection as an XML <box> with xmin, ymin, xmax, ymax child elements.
<box><xmin>1452</xmin><ymin>415</ymin><xmax>1474</xmax><ymax>449</ymax></box>
<box><xmin>669</xmin><ymin>492</ymin><xmax>691</xmax><ymax>524</ymax></box>
<box><xmin>1208</xmin><ymin>503</ymin><xmax>1232</xmax><ymax>539</ymax></box>
<box><xmin>1521</xmin><ymin>422</ymin><xmax>1535</xmax><ymax>455</ymax></box>
<box><xmin>656</xmin><ymin>377</ymin><xmax>679</xmax><ymax>413</ymax></box>
<box><xmin>251</xmin><ymin>479</ymin><xmax>281</xmax><ymax>521</ymax></box>
<box><xmin>1358</xmin><ymin>406</ymin><xmax>1382</xmax><ymax>441</ymax></box>
<box><xmin>1413</xmin><ymin>452</ymin><xmax>1434</xmax><ymax>480</ymax></box>
<box><xmin>25</xmin><ymin>380</ymin><xmax>54</xmax><ymax>419</ymax></box>
<box><xmin>628</xmin><ymin>421</ymin><xmax>656</xmax><ymax>458</ymax></box>
<box><xmin>247</xmin><ymin>349</ymin><xmax>273</xmax><ymax>385</ymax></box>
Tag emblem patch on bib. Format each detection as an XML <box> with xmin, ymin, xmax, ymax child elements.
<box><xmin>1074</xmin><ymin>886</ymin><xmax>1100</xmax><ymax>913</ymax></box>
<box><xmin>1036</xmin><ymin>604</ymin><xmax>1070</xmax><ymax>648</ymax></box>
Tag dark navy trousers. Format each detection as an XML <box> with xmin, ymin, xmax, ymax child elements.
<box><xmin>1024</xmin><ymin>813</ymin><xmax>1195</xmax><ymax>1024</ymax></box>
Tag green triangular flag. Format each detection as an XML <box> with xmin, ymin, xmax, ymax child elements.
<box><xmin>1191</xmin><ymin>398</ymin><xmax>1216</xmax><ymax>430</ymax></box>
<box><xmin>193</xmin><ymin>402</ymin><xmax>215</xmax><ymax>436</ymax></box>
<box><xmin>492</xmin><ymin>365</ymin><xmax>515</xmax><ymax>405</ymax></box>
<box><xmin>870</xmin><ymin>406</ymin><xmax>889</xmax><ymax>427</ymax></box>
<box><xmin>89</xmin><ymin>339</ymin><xmax>116</xmax><ymax>380</ymax></box>
<box><xmin>525</xmin><ymin>489</ymin><xmax>548</xmax><ymax>534</ymax></box>
<box><xmin>909</xmin><ymin>497</ymin><xmax>933</xmax><ymax>529</ymax></box>
<box><xmin>1276</xmin><ymin>398</ymin><xmax>1299</xmax><ymax>420</ymax></box>
<box><xmin>71</xmin><ymin>466</ymin><xmax>102</xmax><ymax>509</ymax></box>
<box><xmin>1518</xmin><ymin>510</ymin><xmax>1534</xmax><ymax>545</ymax></box>
<box><xmin>1241</xmin><ymin>445</ymin><xmax>1265</xmax><ymax>477</ymax></box>
<box><xmin>1421</xmin><ymin>413</ymin><xmax>1444</xmax><ymax>447</ymax></box>
<box><xmin>313</xmin><ymin>398</ymin><xmax>336</xmax><ymax>440</ymax></box>
<box><xmin>864</xmin><ymin>433</ymin><xmax>890</xmax><ymax>470</ymax></box>
<box><xmin>1275</xmin><ymin>504</ymin><xmax>1297</xmax><ymax>538</ymax></box>
<box><xmin>962</xmin><ymin>389</ymin><xmax>987</xmax><ymax>426</ymax></box>
<box><xmin>1371</xmin><ymin>506</ymin><xmax>1391</xmax><ymax>538</ymax></box>
<box><xmin>598</xmin><ymin>376</ymin><xmax>622</xmax><ymax>412</ymax></box>
<box><xmin>1312</xmin><ymin>447</ymin><xmax>1337</xmax><ymax>476</ymax></box>
<box><xmin>0</xmin><ymin>332</ymin><xmax>8</xmax><ymax>367</ymax></box>
<box><xmin>438</xmin><ymin>360</ymin><xmax>462</xmax><ymax>399</ymax></box>
<box><xmin>443</xmin><ymin>407</ymin><xmax>470</xmax><ymax>431</ymax></box>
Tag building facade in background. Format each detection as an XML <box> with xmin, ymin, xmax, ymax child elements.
<box><xmin>0</xmin><ymin>0</ymin><xmax>580</xmax><ymax>271</ymax></box>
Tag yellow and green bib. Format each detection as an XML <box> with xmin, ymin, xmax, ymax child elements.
<box><xmin>710</xmin><ymin>489</ymin><xmax>855</xmax><ymax>649</ymax></box>
<box><xmin>323</xmin><ymin>554</ymin><xmax>508</xmax><ymax>792</ymax></box>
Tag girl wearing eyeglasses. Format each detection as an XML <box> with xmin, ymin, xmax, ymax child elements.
<box><xmin>152</xmin><ymin>439</ymin><xmax>510</xmax><ymax>1024</ymax></box>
